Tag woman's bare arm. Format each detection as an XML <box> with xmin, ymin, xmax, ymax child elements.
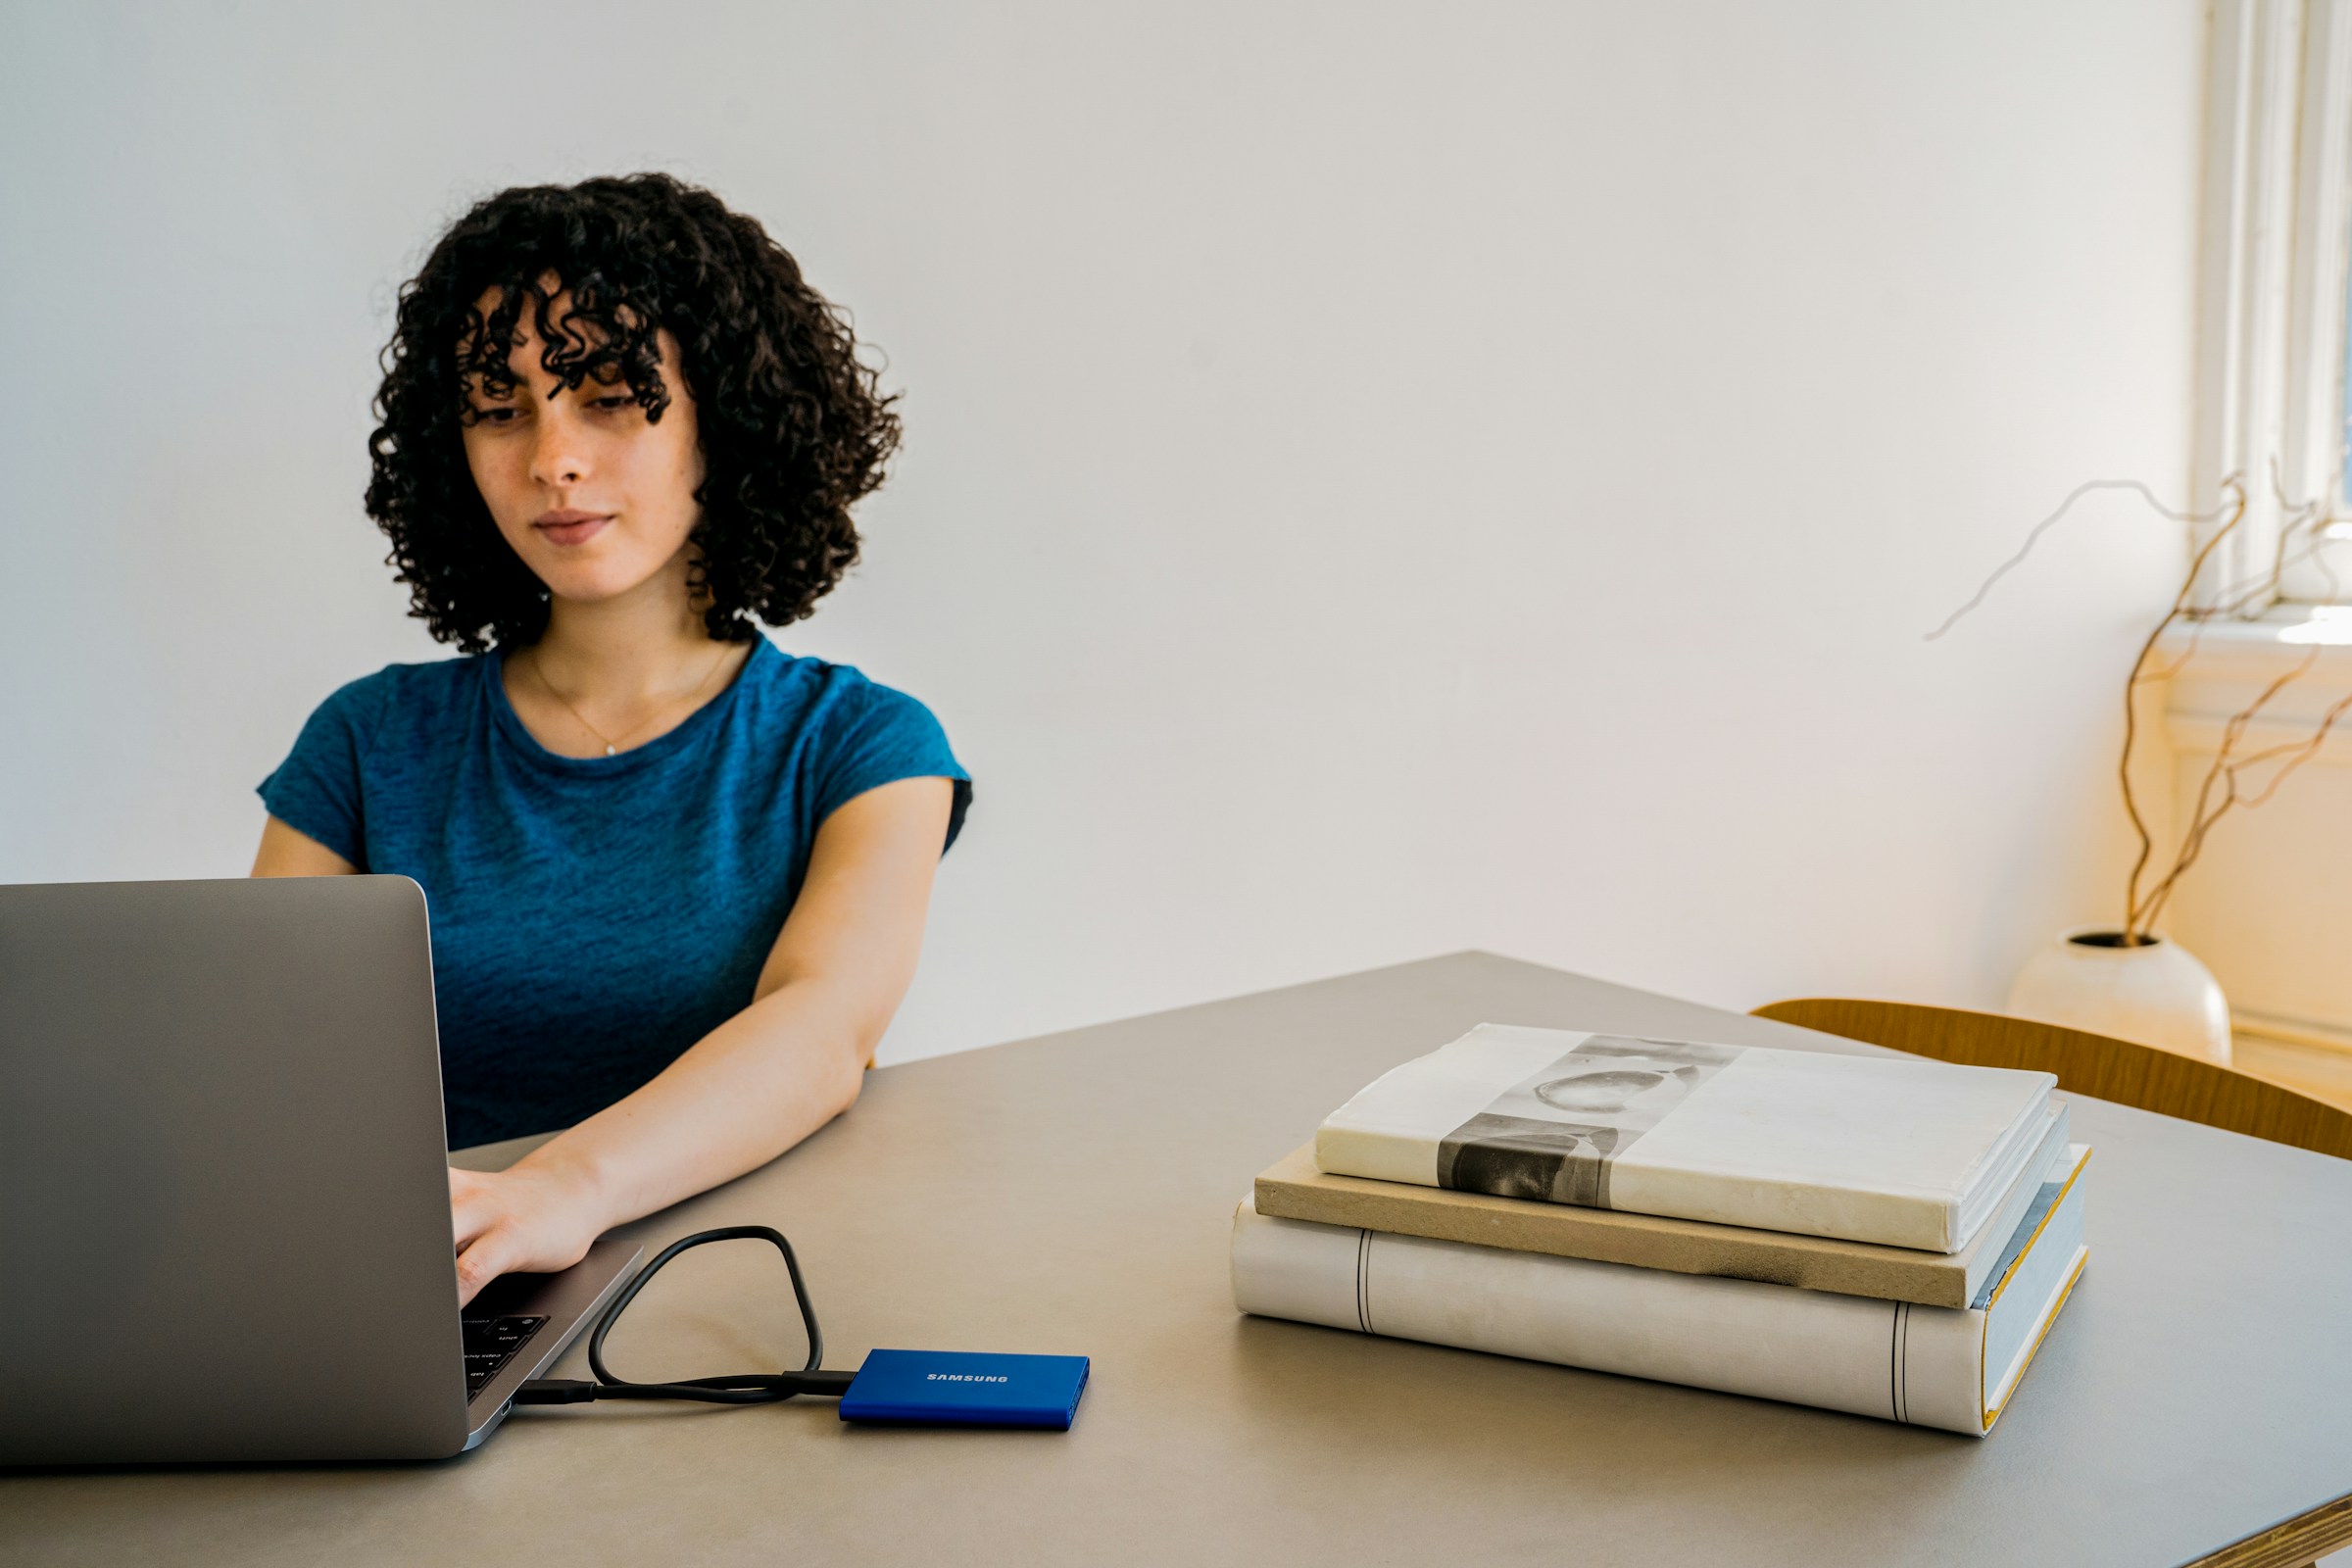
<box><xmin>445</xmin><ymin>774</ymin><xmax>956</xmax><ymax>1303</ymax></box>
<box><xmin>252</xmin><ymin>816</ymin><xmax>360</xmax><ymax>876</ymax></box>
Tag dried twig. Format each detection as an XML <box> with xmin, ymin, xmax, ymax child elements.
<box><xmin>2127</xmin><ymin>480</ymin><xmax>2350</xmax><ymax>937</ymax></box>
<box><xmin>1937</xmin><ymin>470</ymin><xmax>2352</xmax><ymax>946</ymax></box>
<box><xmin>2130</xmin><ymin>640</ymin><xmax>2318</xmax><ymax>936</ymax></box>
<box><xmin>2117</xmin><ymin>480</ymin><xmax>2247</xmax><ymax>940</ymax></box>
<box><xmin>2133</xmin><ymin>676</ymin><xmax>2352</xmax><ymax>936</ymax></box>
<box><xmin>1925</xmin><ymin>479</ymin><xmax>2234</xmax><ymax>643</ymax></box>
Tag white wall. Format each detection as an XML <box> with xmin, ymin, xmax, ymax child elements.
<box><xmin>0</xmin><ymin>1</ymin><xmax>2206</xmax><ymax>1064</ymax></box>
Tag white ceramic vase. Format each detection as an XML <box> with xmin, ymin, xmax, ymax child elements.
<box><xmin>2005</xmin><ymin>927</ymin><xmax>2232</xmax><ymax>1066</ymax></box>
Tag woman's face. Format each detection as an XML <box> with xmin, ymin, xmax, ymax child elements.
<box><xmin>458</xmin><ymin>287</ymin><xmax>707</xmax><ymax>613</ymax></box>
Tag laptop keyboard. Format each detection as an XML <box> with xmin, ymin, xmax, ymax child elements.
<box><xmin>462</xmin><ymin>1313</ymin><xmax>548</xmax><ymax>1397</ymax></box>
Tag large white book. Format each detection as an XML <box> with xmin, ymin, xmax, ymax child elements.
<box><xmin>1232</xmin><ymin>1147</ymin><xmax>2090</xmax><ymax>1437</ymax></box>
<box><xmin>1316</xmin><ymin>1024</ymin><xmax>2057</xmax><ymax>1251</ymax></box>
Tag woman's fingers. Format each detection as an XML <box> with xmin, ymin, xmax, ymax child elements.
<box><xmin>447</xmin><ymin>1167</ymin><xmax>499</xmax><ymax>1251</ymax></box>
<box><xmin>446</xmin><ymin>1164</ymin><xmax>606</xmax><ymax>1307</ymax></box>
<box><xmin>449</xmin><ymin>1169</ymin><xmax>519</xmax><ymax>1305</ymax></box>
<box><xmin>454</xmin><ymin>1224</ymin><xmax>514</xmax><ymax>1308</ymax></box>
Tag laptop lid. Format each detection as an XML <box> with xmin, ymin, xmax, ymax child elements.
<box><xmin>0</xmin><ymin>876</ymin><xmax>474</xmax><ymax>1464</ymax></box>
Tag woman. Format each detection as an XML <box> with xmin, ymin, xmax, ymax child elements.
<box><xmin>254</xmin><ymin>174</ymin><xmax>969</xmax><ymax>1305</ymax></box>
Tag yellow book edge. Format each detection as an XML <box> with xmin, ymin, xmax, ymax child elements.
<box><xmin>1979</xmin><ymin>1146</ymin><xmax>2094</xmax><ymax>1432</ymax></box>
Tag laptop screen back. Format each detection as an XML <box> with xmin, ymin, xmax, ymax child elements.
<box><xmin>0</xmin><ymin>876</ymin><xmax>471</xmax><ymax>1464</ymax></box>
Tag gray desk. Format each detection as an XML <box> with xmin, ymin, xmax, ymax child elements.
<box><xmin>6</xmin><ymin>953</ymin><xmax>2351</xmax><ymax>1566</ymax></box>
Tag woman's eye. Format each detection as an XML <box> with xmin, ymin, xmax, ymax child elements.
<box><xmin>589</xmin><ymin>394</ymin><xmax>634</xmax><ymax>412</ymax></box>
<box><xmin>471</xmin><ymin>405</ymin><xmax>519</xmax><ymax>425</ymax></box>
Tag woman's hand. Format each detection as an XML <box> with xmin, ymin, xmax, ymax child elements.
<box><xmin>448</xmin><ymin>1156</ymin><xmax>612</xmax><ymax>1308</ymax></box>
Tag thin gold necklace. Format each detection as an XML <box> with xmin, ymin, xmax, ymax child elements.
<box><xmin>526</xmin><ymin>641</ymin><xmax>734</xmax><ymax>758</ymax></box>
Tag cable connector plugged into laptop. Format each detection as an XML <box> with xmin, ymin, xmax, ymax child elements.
<box><xmin>513</xmin><ymin>1379</ymin><xmax>599</xmax><ymax>1404</ymax></box>
<box><xmin>514</xmin><ymin>1369</ymin><xmax>858</xmax><ymax>1405</ymax></box>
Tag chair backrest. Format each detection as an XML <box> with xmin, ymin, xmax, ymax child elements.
<box><xmin>1751</xmin><ymin>997</ymin><xmax>2352</xmax><ymax>1161</ymax></box>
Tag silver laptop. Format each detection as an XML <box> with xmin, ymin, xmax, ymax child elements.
<box><xmin>0</xmin><ymin>876</ymin><xmax>640</xmax><ymax>1464</ymax></box>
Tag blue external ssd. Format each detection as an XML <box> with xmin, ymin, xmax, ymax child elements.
<box><xmin>837</xmin><ymin>1349</ymin><xmax>1091</xmax><ymax>1430</ymax></box>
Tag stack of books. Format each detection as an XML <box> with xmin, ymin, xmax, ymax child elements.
<box><xmin>1231</xmin><ymin>1023</ymin><xmax>2089</xmax><ymax>1436</ymax></box>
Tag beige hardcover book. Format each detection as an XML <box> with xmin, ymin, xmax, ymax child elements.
<box><xmin>1258</xmin><ymin>1102</ymin><xmax>2069</xmax><ymax>1308</ymax></box>
<box><xmin>1232</xmin><ymin>1146</ymin><xmax>2091</xmax><ymax>1438</ymax></box>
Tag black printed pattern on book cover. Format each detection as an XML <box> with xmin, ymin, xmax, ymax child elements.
<box><xmin>1437</xmin><ymin>1036</ymin><xmax>1742</xmax><ymax>1208</ymax></box>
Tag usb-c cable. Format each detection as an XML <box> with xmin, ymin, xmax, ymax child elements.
<box><xmin>514</xmin><ymin>1225</ymin><xmax>856</xmax><ymax>1405</ymax></box>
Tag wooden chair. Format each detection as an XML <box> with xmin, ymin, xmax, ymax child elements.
<box><xmin>1750</xmin><ymin>998</ymin><xmax>2352</xmax><ymax>1162</ymax></box>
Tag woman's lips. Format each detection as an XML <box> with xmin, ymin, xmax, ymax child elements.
<box><xmin>533</xmin><ymin>513</ymin><xmax>612</xmax><ymax>547</ymax></box>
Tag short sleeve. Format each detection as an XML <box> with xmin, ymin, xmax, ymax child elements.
<box><xmin>812</xmin><ymin>679</ymin><xmax>973</xmax><ymax>853</ymax></box>
<box><xmin>257</xmin><ymin>673</ymin><xmax>392</xmax><ymax>867</ymax></box>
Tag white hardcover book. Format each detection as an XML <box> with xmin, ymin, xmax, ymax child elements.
<box><xmin>1316</xmin><ymin>1023</ymin><xmax>2056</xmax><ymax>1251</ymax></box>
<box><xmin>1232</xmin><ymin>1147</ymin><xmax>2090</xmax><ymax>1438</ymax></box>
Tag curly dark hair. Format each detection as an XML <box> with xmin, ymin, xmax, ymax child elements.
<box><xmin>366</xmin><ymin>172</ymin><xmax>901</xmax><ymax>652</ymax></box>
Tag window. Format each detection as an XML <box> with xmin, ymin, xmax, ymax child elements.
<box><xmin>2198</xmin><ymin>0</ymin><xmax>2352</xmax><ymax>606</ymax></box>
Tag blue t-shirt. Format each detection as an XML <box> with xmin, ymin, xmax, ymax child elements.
<box><xmin>258</xmin><ymin>638</ymin><xmax>970</xmax><ymax>1150</ymax></box>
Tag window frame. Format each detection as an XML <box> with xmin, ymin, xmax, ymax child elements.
<box><xmin>2194</xmin><ymin>0</ymin><xmax>2352</xmax><ymax>608</ymax></box>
